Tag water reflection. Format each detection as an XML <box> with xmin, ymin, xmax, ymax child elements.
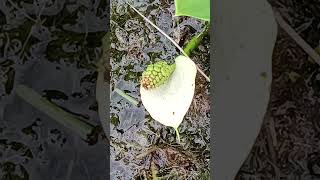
<box><xmin>0</xmin><ymin>0</ymin><xmax>108</xmax><ymax>179</ymax></box>
<box><xmin>110</xmin><ymin>0</ymin><xmax>210</xmax><ymax>179</ymax></box>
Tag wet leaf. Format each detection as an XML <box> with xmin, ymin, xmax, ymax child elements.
<box><xmin>140</xmin><ymin>55</ymin><xmax>197</xmax><ymax>129</ymax></box>
<box><xmin>96</xmin><ymin>33</ymin><xmax>109</xmax><ymax>136</ymax></box>
<box><xmin>174</xmin><ymin>0</ymin><xmax>210</xmax><ymax>21</ymax></box>
<box><xmin>96</xmin><ymin>68</ymin><xmax>109</xmax><ymax>136</ymax></box>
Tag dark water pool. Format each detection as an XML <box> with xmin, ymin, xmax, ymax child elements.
<box><xmin>0</xmin><ymin>0</ymin><xmax>108</xmax><ymax>179</ymax></box>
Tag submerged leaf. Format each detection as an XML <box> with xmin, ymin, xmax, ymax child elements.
<box><xmin>114</xmin><ymin>88</ymin><xmax>139</xmax><ymax>106</ymax></box>
<box><xmin>140</xmin><ymin>55</ymin><xmax>197</xmax><ymax>129</ymax></box>
<box><xmin>16</xmin><ymin>85</ymin><xmax>96</xmax><ymax>142</ymax></box>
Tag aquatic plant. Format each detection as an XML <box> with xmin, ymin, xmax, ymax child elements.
<box><xmin>125</xmin><ymin>1</ymin><xmax>210</xmax><ymax>143</ymax></box>
<box><xmin>140</xmin><ymin>56</ymin><xmax>197</xmax><ymax>142</ymax></box>
<box><xmin>140</xmin><ymin>61</ymin><xmax>176</xmax><ymax>90</ymax></box>
<box><xmin>124</xmin><ymin>2</ymin><xmax>208</xmax><ymax>143</ymax></box>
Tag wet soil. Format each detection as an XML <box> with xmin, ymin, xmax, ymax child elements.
<box><xmin>0</xmin><ymin>0</ymin><xmax>108</xmax><ymax>179</ymax></box>
<box><xmin>110</xmin><ymin>0</ymin><xmax>210</xmax><ymax>179</ymax></box>
<box><xmin>237</xmin><ymin>1</ymin><xmax>320</xmax><ymax>179</ymax></box>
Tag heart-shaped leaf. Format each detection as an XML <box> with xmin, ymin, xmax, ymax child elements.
<box><xmin>140</xmin><ymin>55</ymin><xmax>197</xmax><ymax>130</ymax></box>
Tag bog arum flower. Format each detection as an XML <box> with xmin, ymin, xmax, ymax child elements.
<box><xmin>140</xmin><ymin>61</ymin><xmax>176</xmax><ymax>90</ymax></box>
<box><xmin>140</xmin><ymin>55</ymin><xmax>197</xmax><ymax>142</ymax></box>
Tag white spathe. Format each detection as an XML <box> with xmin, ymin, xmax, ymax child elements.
<box><xmin>140</xmin><ymin>55</ymin><xmax>197</xmax><ymax>129</ymax></box>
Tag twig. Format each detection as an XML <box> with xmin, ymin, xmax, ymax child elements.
<box><xmin>274</xmin><ymin>10</ymin><xmax>320</xmax><ymax>65</ymax></box>
<box><xmin>127</xmin><ymin>2</ymin><xmax>186</xmax><ymax>56</ymax></box>
<box><xmin>126</xmin><ymin>2</ymin><xmax>210</xmax><ymax>82</ymax></box>
<box><xmin>7</xmin><ymin>0</ymin><xmax>37</xmax><ymax>22</ymax></box>
<box><xmin>135</xmin><ymin>146</ymin><xmax>157</xmax><ymax>159</ymax></box>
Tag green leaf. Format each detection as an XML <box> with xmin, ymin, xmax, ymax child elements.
<box><xmin>174</xmin><ymin>0</ymin><xmax>210</xmax><ymax>21</ymax></box>
<box><xmin>140</xmin><ymin>55</ymin><xmax>197</xmax><ymax>129</ymax></box>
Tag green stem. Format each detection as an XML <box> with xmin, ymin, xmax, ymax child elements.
<box><xmin>16</xmin><ymin>85</ymin><xmax>99</xmax><ymax>144</ymax></box>
<box><xmin>174</xmin><ymin>127</ymin><xmax>181</xmax><ymax>143</ymax></box>
<box><xmin>114</xmin><ymin>88</ymin><xmax>139</xmax><ymax>106</ymax></box>
<box><xmin>183</xmin><ymin>25</ymin><xmax>209</xmax><ymax>57</ymax></box>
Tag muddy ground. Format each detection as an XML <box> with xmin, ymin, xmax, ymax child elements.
<box><xmin>110</xmin><ymin>0</ymin><xmax>210</xmax><ymax>179</ymax></box>
<box><xmin>0</xmin><ymin>0</ymin><xmax>108</xmax><ymax>179</ymax></box>
<box><xmin>237</xmin><ymin>1</ymin><xmax>320</xmax><ymax>179</ymax></box>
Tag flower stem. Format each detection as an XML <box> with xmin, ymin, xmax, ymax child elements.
<box><xmin>174</xmin><ymin>127</ymin><xmax>181</xmax><ymax>143</ymax></box>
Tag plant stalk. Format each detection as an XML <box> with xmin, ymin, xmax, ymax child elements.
<box><xmin>183</xmin><ymin>26</ymin><xmax>209</xmax><ymax>56</ymax></box>
<box><xmin>16</xmin><ymin>85</ymin><xmax>99</xmax><ymax>144</ymax></box>
<box><xmin>114</xmin><ymin>88</ymin><xmax>139</xmax><ymax>106</ymax></box>
<box><xmin>175</xmin><ymin>127</ymin><xmax>181</xmax><ymax>143</ymax></box>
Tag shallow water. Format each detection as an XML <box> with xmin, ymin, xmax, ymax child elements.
<box><xmin>0</xmin><ymin>0</ymin><xmax>108</xmax><ymax>179</ymax></box>
<box><xmin>110</xmin><ymin>0</ymin><xmax>210</xmax><ymax>179</ymax></box>
<box><xmin>0</xmin><ymin>0</ymin><xmax>210</xmax><ymax>179</ymax></box>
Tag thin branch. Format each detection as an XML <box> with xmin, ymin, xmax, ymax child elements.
<box><xmin>7</xmin><ymin>0</ymin><xmax>37</xmax><ymax>22</ymax></box>
<box><xmin>126</xmin><ymin>2</ymin><xmax>210</xmax><ymax>82</ymax></box>
<box><xmin>274</xmin><ymin>10</ymin><xmax>320</xmax><ymax>65</ymax></box>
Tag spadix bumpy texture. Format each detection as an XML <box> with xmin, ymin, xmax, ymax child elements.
<box><xmin>140</xmin><ymin>55</ymin><xmax>197</xmax><ymax>129</ymax></box>
<box><xmin>140</xmin><ymin>61</ymin><xmax>176</xmax><ymax>90</ymax></box>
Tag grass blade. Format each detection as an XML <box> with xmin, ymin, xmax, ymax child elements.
<box><xmin>114</xmin><ymin>88</ymin><xmax>139</xmax><ymax>106</ymax></box>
